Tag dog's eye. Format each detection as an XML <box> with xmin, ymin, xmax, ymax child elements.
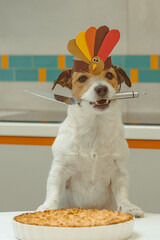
<box><xmin>78</xmin><ymin>76</ymin><xmax>88</xmax><ymax>83</ymax></box>
<box><xmin>105</xmin><ymin>72</ymin><xmax>113</xmax><ymax>80</ymax></box>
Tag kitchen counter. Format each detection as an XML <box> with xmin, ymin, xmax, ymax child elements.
<box><xmin>0</xmin><ymin>110</ymin><xmax>160</xmax><ymax>148</ymax></box>
<box><xmin>1</xmin><ymin>212</ymin><xmax>160</xmax><ymax>240</ymax></box>
<box><xmin>0</xmin><ymin>121</ymin><xmax>160</xmax><ymax>140</ymax></box>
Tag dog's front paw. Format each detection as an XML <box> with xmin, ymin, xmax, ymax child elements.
<box><xmin>37</xmin><ymin>204</ymin><xmax>52</xmax><ymax>212</ymax></box>
<box><xmin>119</xmin><ymin>202</ymin><xmax>144</xmax><ymax>218</ymax></box>
<box><xmin>37</xmin><ymin>201</ymin><xmax>58</xmax><ymax>212</ymax></box>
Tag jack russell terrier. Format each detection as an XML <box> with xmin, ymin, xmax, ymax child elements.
<box><xmin>37</xmin><ymin>26</ymin><xmax>144</xmax><ymax>217</ymax></box>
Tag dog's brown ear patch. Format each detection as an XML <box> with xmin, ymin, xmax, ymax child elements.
<box><xmin>52</xmin><ymin>68</ymin><xmax>73</xmax><ymax>90</ymax></box>
<box><xmin>113</xmin><ymin>65</ymin><xmax>131</xmax><ymax>88</ymax></box>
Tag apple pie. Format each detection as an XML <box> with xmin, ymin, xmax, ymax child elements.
<box><xmin>14</xmin><ymin>208</ymin><xmax>133</xmax><ymax>227</ymax></box>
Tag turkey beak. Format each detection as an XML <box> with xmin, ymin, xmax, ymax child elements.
<box><xmin>93</xmin><ymin>64</ymin><xmax>96</xmax><ymax>72</ymax></box>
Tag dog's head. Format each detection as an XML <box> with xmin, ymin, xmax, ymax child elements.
<box><xmin>52</xmin><ymin>26</ymin><xmax>131</xmax><ymax>114</ymax></box>
<box><xmin>52</xmin><ymin>65</ymin><xmax>131</xmax><ymax>113</ymax></box>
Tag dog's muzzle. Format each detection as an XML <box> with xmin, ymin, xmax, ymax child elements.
<box><xmin>89</xmin><ymin>85</ymin><xmax>110</xmax><ymax>110</ymax></box>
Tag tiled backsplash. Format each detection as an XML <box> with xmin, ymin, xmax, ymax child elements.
<box><xmin>0</xmin><ymin>55</ymin><xmax>160</xmax><ymax>83</ymax></box>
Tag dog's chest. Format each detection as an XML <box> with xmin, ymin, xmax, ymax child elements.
<box><xmin>70</xmin><ymin>119</ymin><xmax>120</xmax><ymax>187</ymax></box>
<box><xmin>66</xmin><ymin>154</ymin><xmax>117</xmax><ymax>208</ymax></box>
<box><xmin>74</xmin><ymin>153</ymin><xmax>116</xmax><ymax>184</ymax></box>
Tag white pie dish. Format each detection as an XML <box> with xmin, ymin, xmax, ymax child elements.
<box><xmin>13</xmin><ymin>218</ymin><xmax>134</xmax><ymax>240</ymax></box>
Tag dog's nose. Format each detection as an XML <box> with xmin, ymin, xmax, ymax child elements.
<box><xmin>95</xmin><ymin>85</ymin><xmax>108</xmax><ymax>97</ymax></box>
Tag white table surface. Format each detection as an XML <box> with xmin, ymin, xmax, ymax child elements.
<box><xmin>0</xmin><ymin>212</ymin><xmax>160</xmax><ymax>240</ymax></box>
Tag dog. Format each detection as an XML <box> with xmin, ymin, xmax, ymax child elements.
<box><xmin>37</xmin><ymin>64</ymin><xmax>144</xmax><ymax>217</ymax></box>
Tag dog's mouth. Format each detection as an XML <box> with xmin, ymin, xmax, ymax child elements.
<box><xmin>90</xmin><ymin>99</ymin><xmax>111</xmax><ymax>110</ymax></box>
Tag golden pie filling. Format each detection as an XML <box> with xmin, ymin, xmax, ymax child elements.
<box><xmin>14</xmin><ymin>208</ymin><xmax>133</xmax><ymax>227</ymax></box>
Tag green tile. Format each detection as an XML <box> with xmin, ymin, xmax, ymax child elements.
<box><xmin>16</xmin><ymin>70</ymin><xmax>38</xmax><ymax>81</ymax></box>
<box><xmin>33</xmin><ymin>56</ymin><xmax>57</xmax><ymax>68</ymax></box>
<box><xmin>125</xmin><ymin>56</ymin><xmax>150</xmax><ymax>69</ymax></box>
<box><xmin>0</xmin><ymin>69</ymin><xmax>13</xmax><ymax>81</ymax></box>
<box><xmin>66</xmin><ymin>55</ymin><xmax>74</xmax><ymax>68</ymax></box>
<box><xmin>9</xmin><ymin>56</ymin><xmax>32</xmax><ymax>68</ymax></box>
<box><xmin>112</xmin><ymin>56</ymin><xmax>124</xmax><ymax>68</ymax></box>
<box><xmin>139</xmin><ymin>70</ymin><xmax>160</xmax><ymax>82</ymax></box>
<box><xmin>47</xmin><ymin>70</ymin><xmax>62</xmax><ymax>82</ymax></box>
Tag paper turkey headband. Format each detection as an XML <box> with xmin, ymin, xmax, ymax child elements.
<box><xmin>67</xmin><ymin>25</ymin><xmax>120</xmax><ymax>75</ymax></box>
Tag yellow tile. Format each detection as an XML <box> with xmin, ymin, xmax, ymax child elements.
<box><xmin>151</xmin><ymin>55</ymin><xmax>159</xmax><ymax>70</ymax></box>
<box><xmin>130</xmin><ymin>69</ymin><xmax>138</xmax><ymax>83</ymax></box>
<box><xmin>39</xmin><ymin>68</ymin><xmax>46</xmax><ymax>82</ymax></box>
<box><xmin>1</xmin><ymin>55</ymin><xmax>8</xmax><ymax>69</ymax></box>
<box><xmin>58</xmin><ymin>55</ymin><xmax>65</xmax><ymax>69</ymax></box>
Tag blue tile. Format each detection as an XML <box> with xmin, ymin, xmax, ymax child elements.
<box><xmin>158</xmin><ymin>56</ymin><xmax>160</xmax><ymax>69</ymax></box>
<box><xmin>112</xmin><ymin>56</ymin><xmax>124</xmax><ymax>68</ymax></box>
<box><xmin>9</xmin><ymin>56</ymin><xmax>32</xmax><ymax>68</ymax></box>
<box><xmin>0</xmin><ymin>69</ymin><xmax>13</xmax><ymax>81</ymax></box>
<box><xmin>139</xmin><ymin>70</ymin><xmax>160</xmax><ymax>83</ymax></box>
<box><xmin>33</xmin><ymin>56</ymin><xmax>57</xmax><ymax>68</ymax></box>
<box><xmin>125</xmin><ymin>56</ymin><xmax>150</xmax><ymax>69</ymax></box>
<box><xmin>123</xmin><ymin>68</ymin><xmax>130</xmax><ymax>78</ymax></box>
<box><xmin>65</xmin><ymin>55</ymin><xmax>74</xmax><ymax>68</ymax></box>
<box><xmin>47</xmin><ymin>70</ymin><xmax>62</xmax><ymax>82</ymax></box>
<box><xmin>16</xmin><ymin>70</ymin><xmax>38</xmax><ymax>81</ymax></box>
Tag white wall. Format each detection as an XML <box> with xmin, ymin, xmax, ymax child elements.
<box><xmin>0</xmin><ymin>0</ymin><xmax>159</xmax><ymax>55</ymax></box>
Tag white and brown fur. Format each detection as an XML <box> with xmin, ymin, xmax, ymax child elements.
<box><xmin>37</xmin><ymin>65</ymin><xmax>144</xmax><ymax>217</ymax></box>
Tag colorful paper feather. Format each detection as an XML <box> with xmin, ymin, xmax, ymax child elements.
<box><xmin>85</xmin><ymin>27</ymin><xmax>97</xmax><ymax>58</ymax></box>
<box><xmin>97</xmin><ymin>29</ymin><xmax>120</xmax><ymax>62</ymax></box>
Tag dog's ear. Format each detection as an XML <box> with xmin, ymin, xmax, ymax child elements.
<box><xmin>113</xmin><ymin>65</ymin><xmax>131</xmax><ymax>88</ymax></box>
<box><xmin>52</xmin><ymin>68</ymin><xmax>73</xmax><ymax>90</ymax></box>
